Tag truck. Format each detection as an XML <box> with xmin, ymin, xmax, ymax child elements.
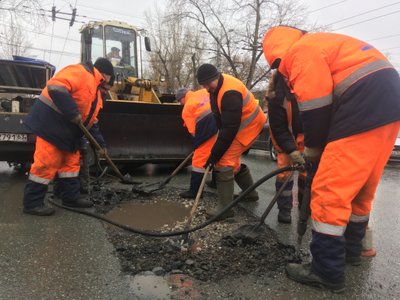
<box><xmin>0</xmin><ymin>20</ymin><xmax>192</xmax><ymax>166</ymax></box>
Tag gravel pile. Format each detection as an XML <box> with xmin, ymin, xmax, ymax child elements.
<box><xmin>89</xmin><ymin>183</ymin><xmax>299</xmax><ymax>282</ymax></box>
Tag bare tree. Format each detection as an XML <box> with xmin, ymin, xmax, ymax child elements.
<box><xmin>0</xmin><ymin>0</ymin><xmax>47</xmax><ymax>58</ymax></box>
<box><xmin>174</xmin><ymin>0</ymin><xmax>309</xmax><ymax>89</ymax></box>
<box><xmin>0</xmin><ymin>21</ymin><xmax>32</xmax><ymax>58</ymax></box>
<box><xmin>145</xmin><ymin>1</ymin><xmax>207</xmax><ymax>93</ymax></box>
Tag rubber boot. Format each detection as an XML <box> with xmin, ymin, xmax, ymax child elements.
<box><xmin>206</xmin><ymin>170</ymin><xmax>217</xmax><ymax>189</ymax></box>
<box><xmin>278</xmin><ymin>206</ymin><xmax>292</xmax><ymax>223</ymax></box>
<box><xmin>180</xmin><ymin>171</ymin><xmax>204</xmax><ymax>199</ymax></box>
<box><xmin>206</xmin><ymin>168</ymin><xmax>235</xmax><ymax>220</ymax></box>
<box><xmin>23</xmin><ymin>180</ymin><xmax>55</xmax><ymax>216</ymax></box>
<box><xmin>234</xmin><ymin>164</ymin><xmax>259</xmax><ymax>202</ymax></box>
<box><xmin>56</xmin><ymin>177</ymin><xmax>93</xmax><ymax>208</ymax></box>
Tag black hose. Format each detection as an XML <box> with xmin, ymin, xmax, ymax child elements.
<box><xmin>48</xmin><ymin>165</ymin><xmax>303</xmax><ymax>237</ymax></box>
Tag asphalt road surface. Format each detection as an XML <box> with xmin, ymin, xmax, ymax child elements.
<box><xmin>0</xmin><ymin>151</ymin><xmax>399</xmax><ymax>299</ymax></box>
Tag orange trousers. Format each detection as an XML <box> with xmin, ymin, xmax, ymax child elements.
<box><xmin>275</xmin><ymin>134</ymin><xmax>305</xmax><ymax>180</ymax></box>
<box><xmin>192</xmin><ymin>135</ymin><xmax>217</xmax><ymax>172</ymax></box>
<box><xmin>311</xmin><ymin>121</ymin><xmax>400</xmax><ymax>235</ymax></box>
<box><xmin>215</xmin><ymin>138</ymin><xmax>253</xmax><ymax>173</ymax></box>
<box><xmin>29</xmin><ymin>136</ymin><xmax>80</xmax><ymax>184</ymax></box>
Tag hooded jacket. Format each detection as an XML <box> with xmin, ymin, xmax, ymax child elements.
<box><xmin>263</xmin><ymin>26</ymin><xmax>400</xmax><ymax>147</ymax></box>
<box><xmin>24</xmin><ymin>62</ymin><xmax>105</xmax><ymax>152</ymax></box>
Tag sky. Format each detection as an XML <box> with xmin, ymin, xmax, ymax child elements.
<box><xmin>9</xmin><ymin>0</ymin><xmax>400</xmax><ymax>72</ymax></box>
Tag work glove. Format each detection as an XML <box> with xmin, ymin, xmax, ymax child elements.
<box><xmin>289</xmin><ymin>150</ymin><xmax>305</xmax><ymax>165</ymax></box>
<box><xmin>303</xmin><ymin>147</ymin><xmax>323</xmax><ymax>163</ymax></box>
<box><xmin>70</xmin><ymin>114</ymin><xmax>82</xmax><ymax>125</ymax></box>
<box><xmin>96</xmin><ymin>147</ymin><xmax>107</xmax><ymax>158</ymax></box>
<box><xmin>204</xmin><ymin>156</ymin><xmax>216</xmax><ymax>170</ymax></box>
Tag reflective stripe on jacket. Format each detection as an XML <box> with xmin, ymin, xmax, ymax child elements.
<box><xmin>182</xmin><ymin>88</ymin><xmax>218</xmax><ymax>149</ymax></box>
<box><xmin>24</xmin><ymin>63</ymin><xmax>104</xmax><ymax>152</ymax></box>
<box><xmin>263</xmin><ymin>26</ymin><xmax>400</xmax><ymax>147</ymax></box>
<box><xmin>216</xmin><ymin>74</ymin><xmax>266</xmax><ymax>146</ymax></box>
<box><xmin>41</xmin><ymin>63</ymin><xmax>104</xmax><ymax>128</ymax></box>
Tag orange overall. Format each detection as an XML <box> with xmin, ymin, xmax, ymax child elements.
<box><xmin>263</xmin><ymin>26</ymin><xmax>400</xmax><ymax>283</ymax></box>
<box><xmin>182</xmin><ymin>89</ymin><xmax>217</xmax><ymax>172</ymax></box>
<box><xmin>24</xmin><ymin>63</ymin><xmax>105</xmax><ymax>209</ymax></box>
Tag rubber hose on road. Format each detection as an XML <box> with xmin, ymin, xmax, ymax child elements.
<box><xmin>48</xmin><ymin>165</ymin><xmax>303</xmax><ymax>237</ymax></box>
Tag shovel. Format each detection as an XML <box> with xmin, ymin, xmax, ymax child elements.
<box><xmin>167</xmin><ymin>165</ymin><xmax>211</xmax><ymax>249</ymax></box>
<box><xmin>78</xmin><ymin>121</ymin><xmax>140</xmax><ymax>184</ymax></box>
<box><xmin>228</xmin><ymin>171</ymin><xmax>294</xmax><ymax>243</ymax></box>
<box><xmin>132</xmin><ymin>151</ymin><xmax>194</xmax><ymax>195</ymax></box>
<box><xmin>182</xmin><ymin>165</ymin><xmax>211</xmax><ymax>238</ymax></box>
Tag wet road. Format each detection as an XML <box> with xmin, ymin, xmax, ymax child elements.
<box><xmin>0</xmin><ymin>152</ymin><xmax>399</xmax><ymax>299</ymax></box>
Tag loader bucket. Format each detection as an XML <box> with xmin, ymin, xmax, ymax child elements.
<box><xmin>98</xmin><ymin>100</ymin><xmax>193</xmax><ymax>163</ymax></box>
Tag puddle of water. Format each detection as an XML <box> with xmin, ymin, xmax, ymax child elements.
<box><xmin>129</xmin><ymin>273</ymin><xmax>199</xmax><ymax>300</ymax></box>
<box><xmin>129</xmin><ymin>274</ymin><xmax>171</xmax><ymax>299</ymax></box>
<box><xmin>105</xmin><ymin>200</ymin><xmax>190</xmax><ymax>230</ymax></box>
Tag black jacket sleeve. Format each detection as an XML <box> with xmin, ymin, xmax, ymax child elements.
<box><xmin>268</xmin><ymin>100</ymin><xmax>297</xmax><ymax>154</ymax></box>
<box><xmin>47</xmin><ymin>85</ymin><xmax>79</xmax><ymax>121</ymax></box>
<box><xmin>88</xmin><ymin>121</ymin><xmax>106</xmax><ymax>148</ymax></box>
<box><xmin>209</xmin><ymin>90</ymin><xmax>242</xmax><ymax>164</ymax></box>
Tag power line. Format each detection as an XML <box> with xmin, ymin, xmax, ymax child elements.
<box><xmin>368</xmin><ymin>33</ymin><xmax>400</xmax><ymax>42</ymax></box>
<box><xmin>333</xmin><ymin>9</ymin><xmax>400</xmax><ymax>30</ymax></box>
<box><xmin>0</xmin><ymin>21</ymin><xmax>80</xmax><ymax>43</ymax></box>
<box><xmin>57</xmin><ymin>0</ymin><xmax>78</xmax><ymax>67</ymax></box>
<box><xmin>76</xmin><ymin>3</ymin><xmax>147</xmax><ymax>22</ymax></box>
<box><xmin>309</xmin><ymin>0</ymin><xmax>348</xmax><ymax>14</ymax></box>
<box><xmin>0</xmin><ymin>40</ymin><xmax>79</xmax><ymax>57</ymax></box>
<box><xmin>326</xmin><ymin>1</ymin><xmax>400</xmax><ymax>27</ymax></box>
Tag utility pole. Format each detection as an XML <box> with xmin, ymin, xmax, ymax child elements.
<box><xmin>69</xmin><ymin>8</ymin><xmax>77</xmax><ymax>27</ymax></box>
<box><xmin>51</xmin><ymin>6</ymin><xmax>56</xmax><ymax>22</ymax></box>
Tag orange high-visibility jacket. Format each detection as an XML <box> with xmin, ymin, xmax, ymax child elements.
<box><xmin>216</xmin><ymin>74</ymin><xmax>266</xmax><ymax>147</ymax></box>
<box><xmin>263</xmin><ymin>26</ymin><xmax>400</xmax><ymax>147</ymax></box>
<box><xmin>40</xmin><ymin>63</ymin><xmax>104</xmax><ymax>128</ymax></box>
<box><xmin>182</xmin><ymin>88</ymin><xmax>218</xmax><ymax>149</ymax></box>
<box><xmin>24</xmin><ymin>63</ymin><xmax>104</xmax><ymax>152</ymax></box>
<box><xmin>182</xmin><ymin>89</ymin><xmax>212</xmax><ymax>136</ymax></box>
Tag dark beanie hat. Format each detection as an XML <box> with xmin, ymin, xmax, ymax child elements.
<box><xmin>197</xmin><ymin>63</ymin><xmax>220</xmax><ymax>85</ymax></box>
<box><xmin>94</xmin><ymin>58</ymin><xmax>114</xmax><ymax>76</ymax></box>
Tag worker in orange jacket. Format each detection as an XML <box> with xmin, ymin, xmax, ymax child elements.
<box><xmin>263</xmin><ymin>26</ymin><xmax>400</xmax><ymax>292</ymax></box>
<box><xmin>23</xmin><ymin>58</ymin><xmax>114</xmax><ymax>216</ymax></box>
<box><xmin>176</xmin><ymin>88</ymin><xmax>218</xmax><ymax>198</ymax></box>
<box><xmin>196</xmin><ymin>64</ymin><xmax>266</xmax><ymax>220</ymax></box>
<box><xmin>266</xmin><ymin>70</ymin><xmax>306</xmax><ymax>224</ymax></box>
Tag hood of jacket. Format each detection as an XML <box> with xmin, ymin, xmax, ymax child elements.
<box><xmin>262</xmin><ymin>26</ymin><xmax>305</xmax><ymax>70</ymax></box>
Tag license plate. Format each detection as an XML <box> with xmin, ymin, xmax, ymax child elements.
<box><xmin>0</xmin><ymin>133</ymin><xmax>28</xmax><ymax>142</ymax></box>
<box><xmin>391</xmin><ymin>150</ymin><xmax>400</xmax><ymax>157</ymax></box>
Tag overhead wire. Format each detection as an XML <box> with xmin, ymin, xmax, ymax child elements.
<box><xmin>57</xmin><ymin>0</ymin><xmax>78</xmax><ymax>68</ymax></box>
<box><xmin>308</xmin><ymin>0</ymin><xmax>348</xmax><ymax>14</ymax></box>
<box><xmin>333</xmin><ymin>9</ymin><xmax>400</xmax><ymax>31</ymax></box>
<box><xmin>326</xmin><ymin>1</ymin><xmax>400</xmax><ymax>27</ymax></box>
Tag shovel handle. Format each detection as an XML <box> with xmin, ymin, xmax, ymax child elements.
<box><xmin>162</xmin><ymin>151</ymin><xmax>194</xmax><ymax>185</ymax></box>
<box><xmin>78</xmin><ymin>121</ymin><xmax>126</xmax><ymax>182</ymax></box>
<box><xmin>185</xmin><ymin>165</ymin><xmax>211</xmax><ymax>228</ymax></box>
<box><xmin>257</xmin><ymin>171</ymin><xmax>294</xmax><ymax>227</ymax></box>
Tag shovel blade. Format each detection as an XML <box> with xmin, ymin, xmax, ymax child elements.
<box><xmin>223</xmin><ymin>224</ymin><xmax>266</xmax><ymax>245</ymax></box>
<box><xmin>131</xmin><ymin>181</ymin><xmax>166</xmax><ymax>195</ymax></box>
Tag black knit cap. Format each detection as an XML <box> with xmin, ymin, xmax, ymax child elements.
<box><xmin>197</xmin><ymin>63</ymin><xmax>220</xmax><ymax>85</ymax></box>
<box><xmin>94</xmin><ymin>58</ymin><xmax>114</xmax><ymax>76</ymax></box>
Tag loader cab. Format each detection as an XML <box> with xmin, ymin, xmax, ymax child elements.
<box><xmin>80</xmin><ymin>21</ymin><xmax>151</xmax><ymax>80</ymax></box>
